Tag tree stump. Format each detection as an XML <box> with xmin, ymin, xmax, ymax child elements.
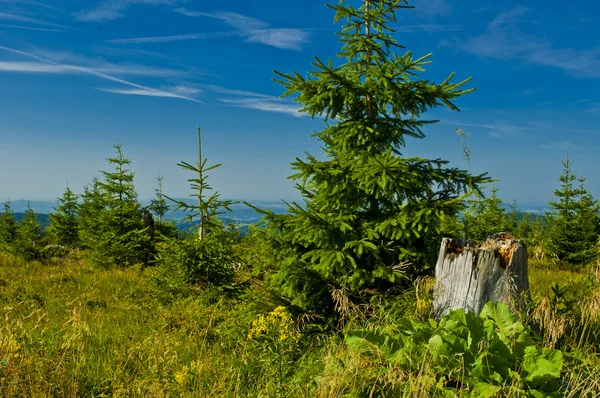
<box><xmin>432</xmin><ymin>233</ymin><xmax>530</xmax><ymax>319</ymax></box>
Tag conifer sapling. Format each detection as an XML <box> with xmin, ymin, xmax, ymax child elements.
<box><xmin>254</xmin><ymin>0</ymin><xmax>489</xmax><ymax>313</ymax></box>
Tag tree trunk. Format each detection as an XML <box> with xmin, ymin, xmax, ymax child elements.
<box><xmin>432</xmin><ymin>233</ymin><xmax>530</xmax><ymax>319</ymax></box>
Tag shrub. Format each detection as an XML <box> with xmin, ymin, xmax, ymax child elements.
<box><xmin>345</xmin><ymin>302</ymin><xmax>566</xmax><ymax>396</ymax></box>
<box><xmin>157</xmin><ymin>229</ymin><xmax>239</xmax><ymax>289</ymax></box>
<box><xmin>13</xmin><ymin>205</ymin><xmax>46</xmax><ymax>261</ymax></box>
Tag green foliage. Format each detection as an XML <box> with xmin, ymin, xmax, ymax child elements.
<box><xmin>157</xmin><ymin>129</ymin><xmax>240</xmax><ymax>291</ymax></box>
<box><xmin>156</xmin><ymin>227</ymin><xmax>239</xmax><ymax>288</ymax></box>
<box><xmin>47</xmin><ymin>186</ymin><xmax>79</xmax><ymax>248</ymax></box>
<box><xmin>13</xmin><ymin>204</ymin><xmax>45</xmax><ymax>261</ymax></box>
<box><xmin>462</xmin><ymin>187</ymin><xmax>508</xmax><ymax>240</ymax></box>
<box><xmin>78</xmin><ymin>177</ymin><xmax>105</xmax><ymax>251</ymax></box>
<box><xmin>82</xmin><ymin>143</ymin><xmax>153</xmax><ymax>268</ymax></box>
<box><xmin>345</xmin><ymin>302</ymin><xmax>565</xmax><ymax>396</ymax></box>
<box><xmin>166</xmin><ymin>128</ymin><xmax>236</xmax><ymax>240</ymax></box>
<box><xmin>0</xmin><ymin>201</ymin><xmax>17</xmax><ymax>248</ymax></box>
<box><xmin>148</xmin><ymin>173</ymin><xmax>169</xmax><ymax>223</ymax></box>
<box><xmin>255</xmin><ymin>0</ymin><xmax>489</xmax><ymax>315</ymax></box>
<box><xmin>545</xmin><ymin>154</ymin><xmax>599</xmax><ymax>267</ymax></box>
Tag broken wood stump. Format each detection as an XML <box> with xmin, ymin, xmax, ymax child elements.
<box><xmin>432</xmin><ymin>233</ymin><xmax>530</xmax><ymax>319</ymax></box>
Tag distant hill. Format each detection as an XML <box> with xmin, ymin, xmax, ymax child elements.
<box><xmin>6</xmin><ymin>200</ymin><xmax>57</xmax><ymax>214</ymax></box>
<box><xmin>1</xmin><ymin>199</ymin><xmax>291</xmax><ymax>232</ymax></box>
<box><xmin>13</xmin><ymin>212</ymin><xmax>51</xmax><ymax>227</ymax></box>
<box><xmin>1</xmin><ymin>199</ymin><xmax>548</xmax><ymax>233</ymax></box>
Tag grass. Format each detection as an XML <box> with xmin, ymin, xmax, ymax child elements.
<box><xmin>1</xmin><ymin>252</ymin><xmax>600</xmax><ymax>397</ymax></box>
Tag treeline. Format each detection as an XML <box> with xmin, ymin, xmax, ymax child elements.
<box><xmin>0</xmin><ymin>135</ymin><xmax>242</xmax><ymax>290</ymax></box>
<box><xmin>440</xmin><ymin>153</ymin><xmax>599</xmax><ymax>269</ymax></box>
<box><xmin>2</xmin><ymin>143</ymin><xmax>172</xmax><ymax>266</ymax></box>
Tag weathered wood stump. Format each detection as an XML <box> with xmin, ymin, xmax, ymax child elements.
<box><xmin>432</xmin><ymin>233</ymin><xmax>530</xmax><ymax>319</ymax></box>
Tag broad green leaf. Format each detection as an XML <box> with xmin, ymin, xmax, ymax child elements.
<box><xmin>521</xmin><ymin>346</ymin><xmax>563</xmax><ymax>389</ymax></box>
<box><xmin>480</xmin><ymin>302</ymin><xmax>533</xmax><ymax>359</ymax></box>
<box><xmin>471</xmin><ymin>382</ymin><xmax>501</xmax><ymax>397</ymax></box>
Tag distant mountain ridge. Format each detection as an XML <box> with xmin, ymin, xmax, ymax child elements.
<box><xmin>1</xmin><ymin>199</ymin><xmax>548</xmax><ymax>234</ymax></box>
<box><xmin>3</xmin><ymin>199</ymin><xmax>548</xmax><ymax>216</ymax></box>
<box><xmin>2</xmin><ymin>199</ymin><xmax>291</xmax><ymax>226</ymax></box>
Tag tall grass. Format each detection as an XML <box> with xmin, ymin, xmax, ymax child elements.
<box><xmin>1</xmin><ymin>252</ymin><xmax>600</xmax><ymax>397</ymax></box>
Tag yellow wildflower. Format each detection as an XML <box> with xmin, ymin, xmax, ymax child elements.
<box><xmin>174</xmin><ymin>365</ymin><xmax>189</xmax><ymax>386</ymax></box>
<box><xmin>247</xmin><ymin>306</ymin><xmax>301</xmax><ymax>342</ymax></box>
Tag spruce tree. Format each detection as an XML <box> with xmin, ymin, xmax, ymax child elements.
<box><xmin>507</xmin><ymin>199</ymin><xmax>519</xmax><ymax>236</ymax></box>
<box><xmin>255</xmin><ymin>0</ymin><xmax>488</xmax><ymax>313</ymax></box>
<box><xmin>14</xmin><ymin>203</ymin><xmax>45</xmax><ymax>261</ymax></box>
<box><xmin>90</xmin><ymin>143</ymin><xmax>152</xmax><ymax>267</ymax></box>
<box><xmin>0</xmin><ymin>201</ymin><xmax>17</xmax><ymax>248</ymax></box>
<box><xmin>462</xmin><ymin>187</ymin><xmax>508</xmax><ymax>240</ymax></box>
<box><xmin>159</xmin><ymin>128</ymin><xmax>239</xmax><ymax>287</ymax></box>
<box><xmin>149</xmin><ymin>173</ymin><xmax>169</xmax><ymax>223</ymax></box>
<box><xmin>570</xmin><ymin>174</ymin><xmax>599</xmax><ymax>264</ymax></box>
<box><xmin>545</xmin><ymin>154</ymin><xmax>598</xmax><ymax>267</ymax></box>
<box><xmin>167</xmin><ymin>128</ymin><xmax>236</xmax><ymax>240</ymax></box>
<box><xmin>78</xmin><ymin>177</ymin><xmax>105</xmax><ymax>250</ymax></box>
<box><xmin>47</xmin><ymin>186</ymin><xmax>80</xmax><ymax>248</ymax></box>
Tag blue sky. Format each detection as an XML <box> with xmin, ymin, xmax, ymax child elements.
<box><xmin>0</xmin><ymin>0</ymin><xmax>599</xmax><ymax>207</ymax></box>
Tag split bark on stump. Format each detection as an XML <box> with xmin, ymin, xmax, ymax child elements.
<box><xmin>432</xmin><ymin>233</ymin><xmax>530</xmax><ymax>319</ymax></box>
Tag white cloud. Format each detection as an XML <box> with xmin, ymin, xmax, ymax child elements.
<box><xmin>0</xmin><ymin>59</ymin><xmax>188</xmax><ymax>77</ymax></box>
<box><xmin>0</xmin><ymin>61</ymin><xmax>72</xmax><ymax>72</ymax></box>
<box><xmin>443</xmin><ymin>121</ymin><xmax>536</xmax><ymax>139</ymax></box>
<box><xmin>463</xmin><ymin>8</ymin><xmax>600</xmax><ymax>78</ymax></box>
<box><xmin>0</xmin><ymin>0</ymin><xmax>63</xmax><ymax>11</ymax></box>
<box><xmin>97</xmin><ymin>86</ymin><xmax>201</xmax><ymax>102</ymax></box>
<box><xmin>526</xmin><ymin>48</ymin><xmax>600</xmax><ymax>78</ymax></box>
<box><xmin>171</xmin><ymin>8</ymin><xmax>310</xmax><ymax>50</ymax></box>
<box><xmin>201</xmin><ymin>85</ymin><xmax>272</xmax><ymax>98</ymax></box>
<box><xmin>244</xmin><ymin>28</ymin><xmax>309</xmax><ymax>50</ymax></box>
<box><xmin>0</xmin><ymin>45</ymin><xmax>200</xmax><ymax>103</ymax></box>
<box><xmin>0</xmin><ymin>11</ymin><xmax>64</xmax><ymax>27</ymax></box>
<box><xmin>0</xmin><ymin>23</ymin><xmax>64</xmax><ymax>31</ymax></box>
<box><xmin>191</xmin><ymin>10</ymin><xmax>268</xmax><ymax>31</ymax></box>
<box><xmin>75</xmin><ymin>0</ymin><xmax>176</xmax><ymax>23</ymax></box>
<box><xmin>108</xmin><ymin>32</ymin><xmax>235</xmax><ymax>44</ymax></box>
<box><xmin>219</xmin><ymin>98</ymin><xmax>304</xmax><ymax>117</ymax></box>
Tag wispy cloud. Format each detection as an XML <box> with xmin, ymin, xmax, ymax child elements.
<box><xmin>172</xmin><ymin>8</ymin><xmax>310</xmax><ymax>50</ymax></box>
<box><xmin>75</xmin><ymin>0</ymin><xmax>176</xmax><ymax>23</ymax></box>
<box><xmin>219</xmin><ymin>98</ymin><xmax>304</xmax><ymax>117</ymax></box>
<box><xmin>0</xmin><ymin>0</ymin><xmax>63</xmax><ymax>11</ymax></box>
<box><xmin>0</xmin><ymin>45</ymin><xmax>200</xmax><ymax>102</ymax></box>
<box><xmin>200</xmin><ymin>84</ymin><xmax>304</xmax><ymax>117</ymax></box>
<box><xmin>0</xmin><ymin>23</ymin><xmax>64</xmax><ymax>31</ymax></box>
<box><xmin>444</xmin><ymin>121</ymin><xmax>535</xmax><ymax>139</ymax></box>
<box><xmin>461</xmin><ymin>8</ymin><xmax>600</xmax><ymax>78</ymax></box>
<box><xmin>243</xmin><ymin>29</ymin><xmax>309</xmax><ymax>50</ymax></box>
<box><xmin>0</xmin><ymin>61</ymin><xmax>71</xmax><ymax>73</ymax></box>
<box><xmin>97</xmin><ymin>85</ymin><xmax>201</xmax><ymax>101</ymax></box>
<box><xmin>201</xmin><ymin>85</ymin><xmax>272</xmax><ymax>98</ymax></box>
<box><xmin>108</xmin><ymin>32</ymin><xmax>235</xmax><ymax>44</ymax></box>
<box><xmin>0</xmin><ymin>11</ymin><xmax>63</xmax><ymax>27</ymax></box>
<box><xmin>0</xmin><ymin>59</ymin><xmax>189</xmax><ymax>77</ymax></box>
